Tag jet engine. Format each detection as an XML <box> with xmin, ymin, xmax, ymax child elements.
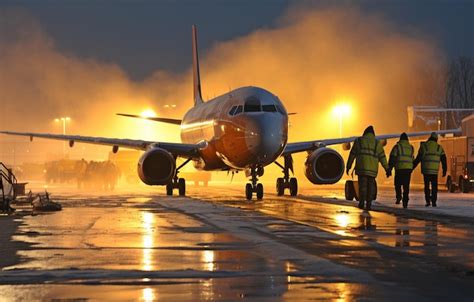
<box><xmin>305</xmin><ymin>148</ymin><xmax>344</xmax><ymax>184</ymax></box>
<box><xmin>138</xmin><ymin>148</ymin><xmax>176</xmax><ymax>185</ymax></box>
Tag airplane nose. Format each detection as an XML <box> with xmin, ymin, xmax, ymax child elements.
<box><xmin>246</xmin><ymin>113</ymin><xmax>287</xmax><ymax>164</ymax></box>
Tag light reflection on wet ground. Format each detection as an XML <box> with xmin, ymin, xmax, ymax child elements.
<box><xmin>189</xmin><ymin>186</ymin><xmax>474</xmax><ymax>300</ymax></box>
<box><xmin>8</xmin><ymin>202</ymin><xmax>263</xmax><ymax>273</ymax></box>
<box><xmin>1</xmin><ymin>187</ymin><xmax>473</xmax><ymax>301</ymax></box>
<box><xmin>194</xmin><ymin>186</ymin><xmax>474</xmax><ymax>271</ymax></box>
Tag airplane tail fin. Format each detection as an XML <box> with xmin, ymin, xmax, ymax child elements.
<box><xmin>192</xmin><ymin>25</ymin><xmax>204</xmax><ymax>106</ymax></box>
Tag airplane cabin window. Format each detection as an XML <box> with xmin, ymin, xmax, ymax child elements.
<box><xmin>234</xmin><ymin>105</ymin><xmax>243</xmax><ymax>115</ymax></box>
<box><xmin>262</xmin><ymin>105</ymin><xmax>277</xmax><ymax>112</ymax></box>
<box><xmin>244</xmin><ymin>96</ymin><xmax>261</xmax><ymax>112</ymax></box>
<box><xmin>228</xmin><ymin>106</ymin><xmax>237</xmax><ymax>115</ymax></box>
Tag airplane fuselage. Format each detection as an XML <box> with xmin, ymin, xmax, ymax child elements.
<box><xmin>180</xmin><ymin>86</ymin><xmax>288</xmax><ymax>171</ymax></box>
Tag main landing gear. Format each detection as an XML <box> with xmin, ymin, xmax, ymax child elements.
<box><xmin>245</xmin><ymin>166</ymin><xmax>264</xmax><ymax>201</ymax></box>
<box><xmin>166</xmin><ymin>158</ymin><xmax>192</xmax><ymax>197</ymax></box>
<box><xmin>166</xmin><ymin>177</ymin><xmax>186</xmax><ymax>196</ymax></box>
<box><xmin>275</xmin><ymin>155</ymin><xmax>298</xmax><ymax>196</ymax></box>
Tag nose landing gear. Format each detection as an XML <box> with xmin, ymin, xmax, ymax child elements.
<box><xmin>275</xmin><ymin>155</ymin><xmax>298</xmax><ymax>196</ymax></box>
<box><xmin>245</xmin><ymin>166</ymin><xmax>264</xmax><ymax>200</ymax></box>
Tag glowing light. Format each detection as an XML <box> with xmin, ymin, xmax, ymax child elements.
<box><xmin>202</xmin><ymin>250</ymin><xmax>215</xmax><ymax>271</ymax></box>
<box><xmin>141</xmin><ymin>109</ymin><xmax>157</xmax><ymax>118</ymax></box>
<box><xmin>332</xmin><ymin>103</ymin><xmax>351</xmax><ymax>117</ymax></box>
<box><xmin>335</xmin><ymin>282</ymin><xmax>349</xmax><ymax>302</ymax></box>
<box><xmin>335</xmin><ymin>213</ymin><xmax>350</xmax><ymax>228</ymax></box>
<box><xmin>55</xmin><ymin>117</ymin><xmax>71</xmax><ymax>122</ymax></box>
<box><xmin>142</xmin><ymin>287</ymin><xmax>155</xmax><ymax>302</ymax></box>
<box><xmin>142</xmin><ymin>212</ymin><xmax>155</xmax><ymax>271</ymax></box>
<box><xmin>332</xmin><ymin>102</ymin><xmax>352</xmax><ymax>138</ymax></box>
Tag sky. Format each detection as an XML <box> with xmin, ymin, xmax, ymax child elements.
<box><xmin>1</xmin><ymin>0</ymin><xmax>472</xmax><ymax>80</ymax></box>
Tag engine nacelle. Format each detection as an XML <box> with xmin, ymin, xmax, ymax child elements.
<box><xmin>138</xmin><ymin>148</ymin><xmax>176</xmax><ymax>185</ymax></box>
<box><xmin>305</xmin><ymin>148</ymin><xmax>344</xmax><ymax>184</ymax></box>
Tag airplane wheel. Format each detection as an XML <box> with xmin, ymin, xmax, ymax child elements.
<box><xmin>256</xmin><ymin>183</ymin><xmax>264</xmax><ymax>200</ymax></box>
<box><xmin>166</xmin><ymin>183</ymin><xmax>173</xmax><ymax>196</ymax></box>
<box><xmin>276</xmin><ymin>178</ymin><xmax>284</xmax><ymax>196</ymax></box>
<box><xmin>289</xmin><ymin>178</ymin><xmax>298</xmax><ymax>196</ymax></box>
<box><xmin>245</xmin><ymin>183</ymin><xmax>253</xmax><ymax>200</ymax></box>
<box><xmin>178</xmin><ymin>178</ymin><xmax>186</xmax><ymax>196</ymax></box>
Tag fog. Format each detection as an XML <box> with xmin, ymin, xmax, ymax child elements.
<box><xmin>0</xmin><ymin>5</ymin><xmax>444</xmax><ymax>183</ymax></box>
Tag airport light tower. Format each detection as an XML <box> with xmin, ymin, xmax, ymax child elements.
<box><xmin>54</xmin><ymin>117</ymin><xmax>71</xmax><ymax>157</ymax></box>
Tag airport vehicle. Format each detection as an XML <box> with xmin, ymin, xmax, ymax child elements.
<box><xmin>442</xmin><ymin>137</ymin><xmax>474</xmax><ymax>193</ymax></box>
<box><xmin>0</xmin><ymin>26</ymin><xmax>460</xmax><ymax>200</ymax></box>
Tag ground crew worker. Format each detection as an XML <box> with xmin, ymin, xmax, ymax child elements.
<box><xmin>413</xmin><ymin>132</ymin><xmax>447</xmax><ymax>207</ymax></box>
<box><xmin>346</xmin><ymin>125</ymin><xmax>390</xmax><ymax>210</ymax></box>
<box><xmin>388</xmin><ymin>133</ymin><xmax>414</xmax><ymax>208</ymax></box>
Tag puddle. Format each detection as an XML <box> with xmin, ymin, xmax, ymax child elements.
<box><xmin>8</xmin><ymin>206</ymin><xmax>268</xmax><ymax>273</ymax></box>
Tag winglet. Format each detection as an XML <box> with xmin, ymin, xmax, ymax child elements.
<box><xmin>192</xmin><ymin>25</ymin><xmax>204</xmax><ymax>106</ymax></box>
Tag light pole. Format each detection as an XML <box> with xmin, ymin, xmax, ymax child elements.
<box><xmin>54</xmin><ymin>117</ymin><xmax>70</xmax><ymax>157</ymax></box>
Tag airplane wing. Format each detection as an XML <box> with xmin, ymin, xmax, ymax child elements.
<box><xmin>0</xmin><ymin>131</ymin><xmax>203</xmax><ymax>157</ymax></box>
<box><xmin>283</xmin><ymin>129</ymin><xmax>462</xmax><ymax>155</ymax></box>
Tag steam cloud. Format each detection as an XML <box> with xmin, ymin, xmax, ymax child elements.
<box><xmin>0</xmin><ymin>5</ymin><xmax>444</xmax><ymax>166</ymax></box>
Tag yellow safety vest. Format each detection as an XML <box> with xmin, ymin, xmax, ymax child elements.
<box><xmin>391</xmin><ymin>140</ymin><xmax>414</xmax><ymax>170</ymax></box>
<box><xmin>353</xmin><ymin>133</ymin><xmax>387</xmax><ymax>177</ymax></box>
<box><xmin>420</xmin><ymin>141</ymin><xmax>445</xmax><ymax>175</ymax></box>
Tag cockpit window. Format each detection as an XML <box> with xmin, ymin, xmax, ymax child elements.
<box><xmin>262</xmin><ymin>105</ymin><xmax>277</xmax><ymax>112</ymax></box>
<box><xmin>228</xmin><ymin>106</ymin><xmax>237</xmax><ymax>116</ymax></box>
<box><xmin>276</xmin><ymin>105</ymin><xmax>285</xmax><ymax>114</ymax></box>
<box><xmin>234</xmin><ymin>105</ymin><xmax>243</xmax><ymax>115</ymax></box>
<box><xmin>244</xmin><ymin>96</ymin><xmax>261</xmax><ymax>112</ymax></box>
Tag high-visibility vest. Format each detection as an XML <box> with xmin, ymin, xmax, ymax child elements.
<box><xmin>392</xmin><ymin>140</ymin><xmax>414</xmax><ymax>170</ymax></box>
<box><xmin>420</xmin><ymin>141</ymin><xmax>445</xmax><ymax>175</ymax></box>
<box><xmin>354</xmin><ymin>133</ymin><xmax>387</xmax><ymax>177</ymax></box>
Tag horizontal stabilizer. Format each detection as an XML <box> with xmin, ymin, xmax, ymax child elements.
<box><xmin>117</xmin><ymin>113</ymin><xmax>182</xmax><ymax>125</ymax></box>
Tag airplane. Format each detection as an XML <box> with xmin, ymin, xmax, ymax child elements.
<box><xmin>1</xmin><ymin>25</ymin><xmax>460</xmax><ymax>200</ymax></box>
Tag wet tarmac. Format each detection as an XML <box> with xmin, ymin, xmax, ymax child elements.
<box><xmin>1</xmin><ymin>185</ymin><xmax>473</xmax><ymax>301</ymax></box>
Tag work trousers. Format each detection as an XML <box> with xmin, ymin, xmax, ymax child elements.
<box><xmin>358</xmin><ymin>175</ymin><xmax>376</xmax><ymax>206</ymax></box>
<box><xmin>423</xmin><ymin>174</ymin><xmax>438</xmax><ymax>205</ymax></box>
<box><xmin>395</xmin><ymin>170</ymin><xmax>412</xmax><ymax>204</ymax></box>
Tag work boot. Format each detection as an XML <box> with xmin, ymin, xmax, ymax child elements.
<box><xmin>365</xmin><ymin>201</ymin><xmax>372</xmax><ymax>211</ymax></box>
<box><xmin>358</xmin><ymin>201</ymin><xmax>364</xmax><ymax>209</ymax></box>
